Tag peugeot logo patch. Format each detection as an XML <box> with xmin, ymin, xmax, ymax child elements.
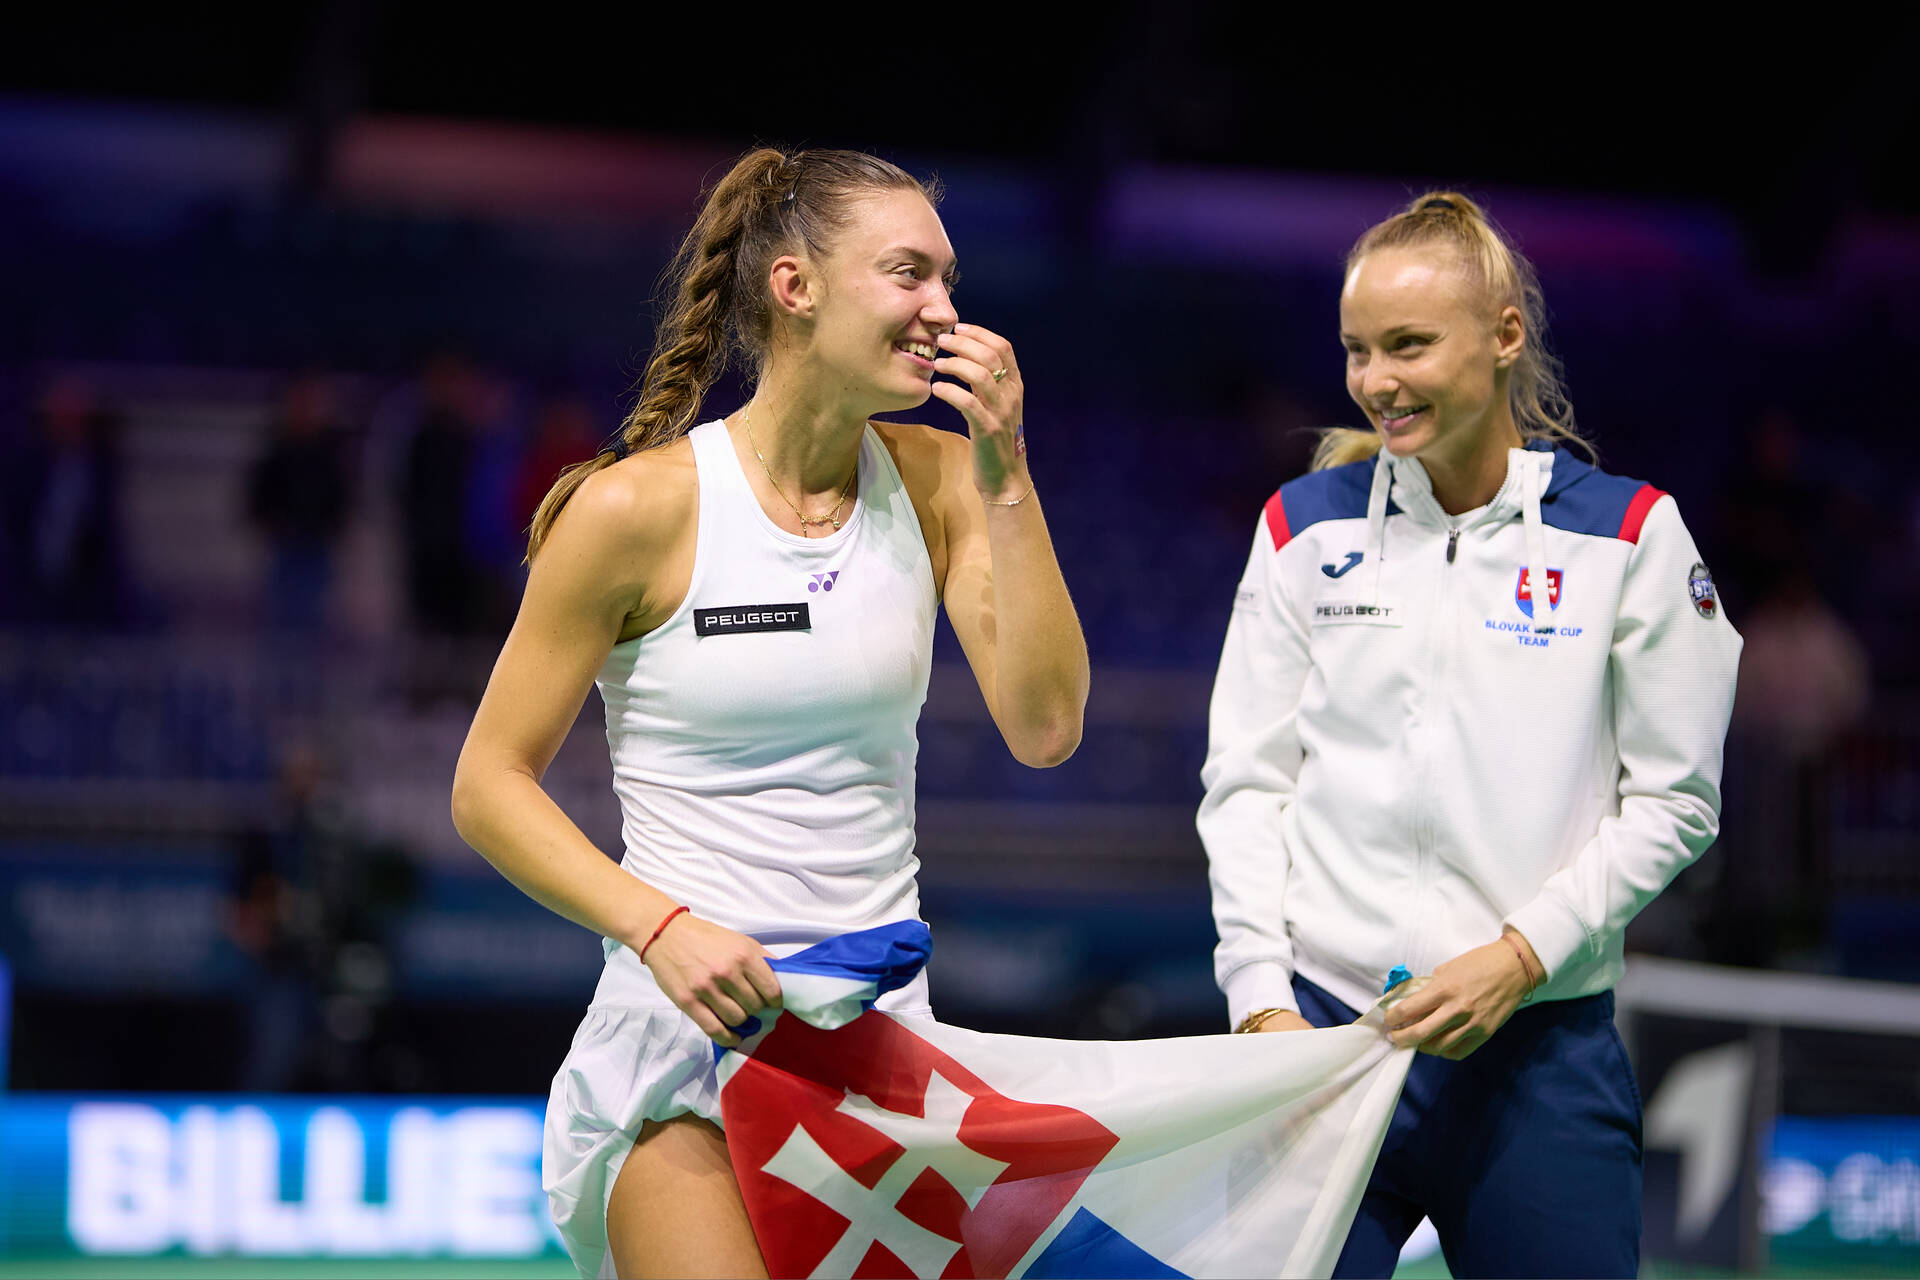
<box><xmin>694</xmin><ymin>603</ymin><xmax>812</xmax><ymax>636</ymax></box>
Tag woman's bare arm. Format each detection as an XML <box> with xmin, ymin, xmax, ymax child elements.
<box><xmin>450</xmin><ymin>450</ymin><xmax>778</xmax><ymax>1044</ymax></box>
<box><xmin>924</xmin><ymin>323</ymin><xmax>1089</xmax><ymax>766</ymax></box>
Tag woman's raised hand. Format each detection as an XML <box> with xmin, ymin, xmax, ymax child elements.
<box><xmin>930</xmin><ymin>323</ymin><xmax>1027</xmax><ymax>501</ymax></box>
<box><xmin>640</xmin><ymin>912</ymin><xmax>783</xmax><ymax>1048</ymax></box>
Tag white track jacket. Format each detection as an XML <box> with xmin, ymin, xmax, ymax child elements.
<box><xmin>1199</xmin><ymin>444</ymin><xmax>1742</xmax><ymax>1023</ymax></box>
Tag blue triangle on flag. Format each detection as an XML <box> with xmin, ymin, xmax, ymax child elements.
<box><xmin>1024</xmin><ymin>1207</ymin><xmax>1187</xmax><ymax>1278</ymax></box>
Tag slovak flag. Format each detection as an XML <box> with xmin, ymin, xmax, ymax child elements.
<box><xmin>719</xmin><ymin>922</ymin><xmax>1416</xmax><ymax>1279</ymax></box>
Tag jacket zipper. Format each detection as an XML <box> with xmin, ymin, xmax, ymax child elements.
<box><xmin>1410</xmin><ymin>522</ymin><xmax>1461</xmax><ymax>972</ymax></box>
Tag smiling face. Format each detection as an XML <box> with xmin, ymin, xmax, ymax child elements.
<box><xmin>802</xmin><ymin>188</ymin><xmax>959</xmax><ymax>413</ymax></box>
<box><xmin>1340</xmin><ymin>244</ymin><xmax>1524</xmax><ymax>481</ymax></box>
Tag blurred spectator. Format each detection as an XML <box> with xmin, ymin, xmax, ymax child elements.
<box><xmin>397</xmin><ymin>352</ymin><xmax>488</xmax><ymax>636</ymax></box>
<box><xmin>0</xmin><ymin>376</ymin><xmax>132</xmax><ymax>627</ymax></box>
<box><xmin>1733</xmin><ymin>563</ymin><xmax>1871</xmax><ymax>763</ymax></box>
<box><xmin>1712</xmin><ymin>561</ymin><xmax>1872</xmax><ymax>967</ymax></box>
<box><xmin>225</xmin><ymin>740</ymin><xmax>416</xmax><ymax>1092</ymax></box>
<box><xmin>1713</xmin><ymin>406</ymin><xmax>1831</xmax><ymax>614</ymax></box>
<box><xmin>1208</xmin><ymin>378</ymin><xmax>1327</xmax><ymax>525</ymax></box>
<box><xmin>460</xmin><ymin>369</ymin><xmax>532</xmax><ymax>631</ymax></box>
<box><xmin>246</xmin><ymin>371</ymin><xmax>353</xmax><ymax>634</ymax></box>
<box><xmin>513</xmin><ymin>392</ymin><xmax>601</xmax><ymax>540</ymax></box>
<box><xmin>1892</xmin><ymin>485</ymin><xmax>1920</xmax><ymax>685</ymax></box>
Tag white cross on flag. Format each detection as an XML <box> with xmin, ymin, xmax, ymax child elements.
<box><xmin>717</xmin><ymin>923</ymin><xmax>1416</xmax><ymax>1278</ymax></box>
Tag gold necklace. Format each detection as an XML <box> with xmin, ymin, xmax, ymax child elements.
<box><xmin>742</xmin><ymin>403</ymin><xmax>857</xmax><ymax>534</ymax></box>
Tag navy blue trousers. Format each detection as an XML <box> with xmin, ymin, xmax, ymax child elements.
<box><xmin>1294</xmin><ymin>974</ymin><xmax>1643</xmax><ymax>1279</ymax></box>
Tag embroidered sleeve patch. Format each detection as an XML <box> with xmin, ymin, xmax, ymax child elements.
<box><xmin>1687</xmin><ymin>563</ymin><xmax>1718</xmax><ymax>619</ymax></box>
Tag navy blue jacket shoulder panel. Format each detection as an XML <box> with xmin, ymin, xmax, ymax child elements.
<box><xmin>1541</xmin><ymin>448</ymin><xmax>1664</xmax><ymax>542</ymax></box>
<box><xmin>1264</xmin><ymin>460</ymin><xmax>1401</xmax><ymax>549</ymax></box>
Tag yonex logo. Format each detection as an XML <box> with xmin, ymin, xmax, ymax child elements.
<box><xmin>808</xmin><ymin>572</ymin><xmax>840</xmax><ymax>593</ymax></box>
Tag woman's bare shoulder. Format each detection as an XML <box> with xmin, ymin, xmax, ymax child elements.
<box><xmin>547</xmin><ymin>437</ymin><xmax>698</xmax><ymax>562</ymax></box>
<box><xmin>529</xmin><ymin>436</ymin><xmax>700</xmax><ymax>639</ymax></box>
<box><xmin>871</xmin><ymin>420</ymin><xmax>966</xmax><ymax>491</ymax></box>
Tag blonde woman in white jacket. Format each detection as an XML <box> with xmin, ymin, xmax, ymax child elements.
<box><xmin>1199</xmin><ymin>192</ymin><xmax>1742</xmax><ymax>1278</ymax></box>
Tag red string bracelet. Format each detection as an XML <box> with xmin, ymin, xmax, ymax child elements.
<box><xmin>638</xmin><ymin>906</ymin><xmax>689</xmax><ymax>965</ymax></box>
<box><xmin>1503</xmin><ymin>933</ymin><xmax>1541</xmax><ymax>1002</ymax></box>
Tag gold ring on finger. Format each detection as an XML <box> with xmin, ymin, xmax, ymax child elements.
<box><xmin>992</xmin><ymin>367</ymin><xmax>1008</xmax><ymax>382</ymax></box>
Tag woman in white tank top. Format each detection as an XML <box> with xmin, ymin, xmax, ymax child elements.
<box><xmin>451</xmin><ymin>148</ymin><xmax>1089</xmax><ymax>1278</ymax></box>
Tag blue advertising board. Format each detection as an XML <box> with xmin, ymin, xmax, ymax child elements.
<box><xmin>0</xmin><ymin>1094</ymin><xmax>566</xmax><ymax>1260</ymax></box>
<box><xmin>1766</xmin><ymin>1116</ymin><xmax>1920</xmax><ymax>1268</ymax></box>
<box><xmin>0</xmin><ymin>1094</ymin><xmax>1916</xmax><ymax>1266</ymax></box>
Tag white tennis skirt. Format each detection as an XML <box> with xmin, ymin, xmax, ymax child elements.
<box><xmin>542</xmin><ymin>940</ymin><xmax>932</xmax><ymax>1279</ymax></box>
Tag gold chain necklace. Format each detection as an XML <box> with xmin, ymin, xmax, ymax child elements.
<box><xmin>742</xmin><ymin>403</ymin><xmax>857</xmax><ymax>534</ymax></box>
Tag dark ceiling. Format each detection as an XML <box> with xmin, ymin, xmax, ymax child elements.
<box><xmin>5</xmin><ymin>4</ymin><xmax>1916</xmax><ymax>263</ymax></box>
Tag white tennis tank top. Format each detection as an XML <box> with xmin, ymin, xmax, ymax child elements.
<box><xmin>596</xmin><ymin>418</ymin><xmax>938</xmax><ymax>977</ymax></box>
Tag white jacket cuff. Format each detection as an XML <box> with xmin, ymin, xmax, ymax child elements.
<box><xmin>1504</xmin><ymin>892</ymin><xmax>1592</xmax><ymax>980</ymax></box>
<box><xmin>1222</xmin><ymin>961</ymin><xmax>1301</xmax><ymax>1029</ymax></box>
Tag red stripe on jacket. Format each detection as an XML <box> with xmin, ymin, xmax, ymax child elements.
<box><xmin>1618</xmin><ymin>484</ymin><xmax>1666</xmax><ymax>544</ymax></box>
<box><xmin>1264</xmin><ymin>491</ymin><xmax>1292</xmax><ymax>550</ymax></box>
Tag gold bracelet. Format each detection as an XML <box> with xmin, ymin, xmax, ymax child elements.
<box><xmin>981</xmin><ymin>479</ymin><xmax>1035</xmax><ymax>507</ymax></box>
<box><xmin>1234</xmin><ymin>1007</ymin><xmax>1290</xmax><ymax>1035</ymax></box>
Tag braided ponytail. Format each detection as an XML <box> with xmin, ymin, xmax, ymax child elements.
<box><xmin>1314</xmin><ymin>191</ymin><xmax>1590</xmax><ymax>472</ymax></box>
<box><xmin>525</xmin><ymin>146</ymin><xmax>938</xmax><ymax>560</ymax></box>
